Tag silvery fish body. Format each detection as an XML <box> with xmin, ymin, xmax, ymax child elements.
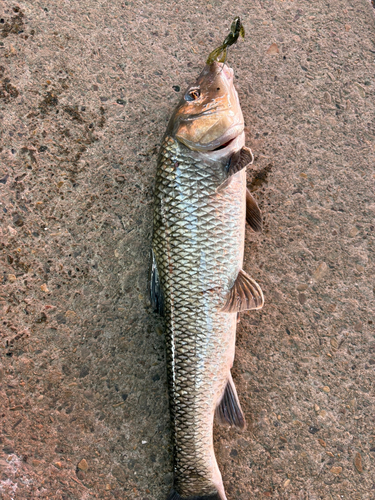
<box><xmin>151</xmin><ymin>62</ymin><xmax>264</xmax><ymax>500</ymax></box>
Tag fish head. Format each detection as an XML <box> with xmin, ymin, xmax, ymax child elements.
<box><xmin>168</xmin><ymin>62</ymin><xmax>244</xmax><ymax>153</ymax></box>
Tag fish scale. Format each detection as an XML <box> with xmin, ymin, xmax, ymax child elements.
<box><xmin>153</xmin><ymin>135</ymin><xmax>246</xmax><ymax>497</ymax></box>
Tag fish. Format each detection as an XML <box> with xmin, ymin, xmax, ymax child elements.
<box><xmin>151</xmin><ymin>27</ymin><xmax>264</xmax><ymax>500</ymax></box>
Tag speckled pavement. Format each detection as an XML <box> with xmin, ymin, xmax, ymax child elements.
<box><xmin>1</xmin><ymin>1</ymin><xmax>374</xmax><ymax>499</ymax></box>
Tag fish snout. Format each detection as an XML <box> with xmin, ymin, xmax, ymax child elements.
<box><xmin>210</xmin><ymin>61</ymin><xmax>234</xmax><ymax>81</ymax></box>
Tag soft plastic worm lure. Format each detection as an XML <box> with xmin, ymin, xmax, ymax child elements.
<box><xmin>206</xmin><ymin>16</ymin><xmax>245</xmax><ymax>65</ymax></box>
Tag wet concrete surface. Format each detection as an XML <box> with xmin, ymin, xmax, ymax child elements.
<box><xmin>0</xmin><ymin>0</ymin><xmax>375</xmax><ymax>498</ymax></box>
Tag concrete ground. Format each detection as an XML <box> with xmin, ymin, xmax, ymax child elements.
<box><xmin>0</xmin><ymin>0</ymin><xmax>374</xmax><ymax>498</ymax></box>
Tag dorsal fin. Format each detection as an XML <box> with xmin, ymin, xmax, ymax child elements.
<box><xmin>221</xmin><ymin>269</ymin><xmax>264</xmax><ymax>313</ymax></box>
<box><xmin>227</xmin><ymin>146</ymin><xmax>254</xmax><ymax>176</ymax></box>
<box><xmin>246</xmin><ymin>188</ymin><xmax>262</xmax><ymax>232</ymax></box>
<box><xmin>215</xmin><ymin>373</ymin><xmax>246</xmax><ymax>429</ymax></box>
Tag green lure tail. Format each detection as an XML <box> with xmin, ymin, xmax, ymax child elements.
<box><xmin>206</xmin><ymin>17</ymin><xmax>245</xmax><ymax>65</ymax></box>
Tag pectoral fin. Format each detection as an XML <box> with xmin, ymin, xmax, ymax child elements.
<box><xmin>215</xmin><ymin>373</ymin><xmax>246</xmax><ymax>429</ymax></box>
<box><xmin>150</xmin><ymin>249</ymin><xmax>164</xmax><ymax>316</ymax></box>
<box><xmin>246</xmin><ymin>188</ymin><xmax>262</xmax><ymax>232</ymax></box>
<box><xmin>221</xmin><ymin>269</ymin><xmax>264</xmax><ymax>313</ymax></box>
<box><xmin>227</xmin><ymin>146</ymin><xmax>254</xmax><ymax>176</ymax></box>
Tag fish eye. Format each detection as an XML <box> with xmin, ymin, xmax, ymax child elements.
<box><xmin>185</xmin><ymin>88</ymin><xmax>201</xmax><ymax>101</ymax></box>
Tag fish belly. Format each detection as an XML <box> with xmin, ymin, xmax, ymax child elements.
<box><xmin>153</xmin><ymin>138</ymin><xmax>246</xmax><ymax>498</ymax></box>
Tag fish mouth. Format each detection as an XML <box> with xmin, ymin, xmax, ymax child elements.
<box><xmin>177</xmin><ymin>126</ymin><xmax>243</xmax><ymax>153</ymax></box>
<box><xmin>202</xmin><ymin>125</ymin><xmax>244</xmax><ymax>153</ymax></box>
<box><xmin>212</xmin><ymin>136</ymin><xmax>237</xmax><ymax>151</ymax></box>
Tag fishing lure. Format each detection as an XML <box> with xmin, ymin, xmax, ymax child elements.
<box><xmin>206</xmin><ymin>16</ymin><xmax>245</xmax><ymax>65</ymax></box>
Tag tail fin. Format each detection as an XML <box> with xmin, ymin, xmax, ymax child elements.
<box><xmin>167</xmin><ymin>490</ymin><xmax>221</xmax><ymax>500</ymax></box>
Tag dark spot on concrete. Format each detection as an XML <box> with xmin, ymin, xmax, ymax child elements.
<box><xmin>76</xmin><ymin>470</ymin><xmax>85</xmax><ymax>480</ymax></box>
<box><xmin>308</xmin><ymin>426</ymin><xmax>319</xmax><ymax>434</ymax></box>
<box><xmin>35</xmin><ymin>312</ymin><xmax>47</xmax><ymax>323</ymax></box>
<box><xmin>248</xmin><ymin>164</ymin><xmax>273</xmax><ymax>191</ymax></box>
<box><xmin>98</xmin><ymin>105</ymin><xmax>106</xmax><ymax>128</ymax></box>
<box><xmin>62</xmin><ymin>365</ymin><xmax>71</xmax><ymax>375</ymax></box>
<box><xmin>298</xmin><ymin>293</ymin><xmax>307</xmax><ymax>305</ymax></box>
<box><xmin>79</xmin><ymin>365</ymin><xmax>90</xmax><ymax>378</ymax></box>
<box><xmin>0</xmin><ymin>78</ymin><xmax>19</xmax><ymax>100</ymax></box>
<box><xmin>12</xmin><ymin>418</ymin><xmax>22</xmax><ymax>429</ymax></box>
<box><xmin>13</xmin><ymin>213</ymin><xmax>24</xmax><ymax>226</ymax></box>
<box><xmin>39</xmin><ymin>92</ymin><xmax>59</xmax><ymax>113</ymax></box>
<box><xmin>63</xmin><ymin>105</ymin><xmax>84</xmax><ymax>123</ymax></box>
<box><xmin>15</xmin><ymin>173</ymin><xmax>26</xmax><ymax>183</ymax></box>
<box><xmin>56</xmin><ymin>314</ymin><xmax>67</xmax><ymax>324</ymax></box>
<box><xmin>0</xmin><ymin>8</ymin><xmax>24</xmax><ymax>38</ymax></box>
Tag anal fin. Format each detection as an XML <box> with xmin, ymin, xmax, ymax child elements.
<box><xmin>150</xmin><ymin>249</ymin><xmax>164</xmax><ymax>316</ymax></box>
<box><xmin>246</xmin><ymin>188</ymin><xmax>262</xmax><ymax>232</ymax></box>
<box><xmin>221</xmin><ymin>269</ymin><xmax>264</xmax><ymax>313</ymax></box>
<box><xmin>215</xmin><ymin>373</ymin><xmax>246</xmax><ymax>429</ymax></box>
